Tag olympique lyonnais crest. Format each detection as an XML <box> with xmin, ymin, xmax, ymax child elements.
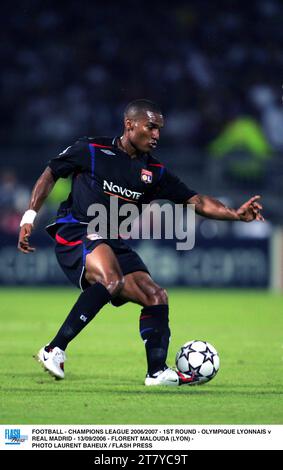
<box><xmin>141</xmin><ymin>169</ymin><xmax>153</xmax><ymax>184</ymax></box>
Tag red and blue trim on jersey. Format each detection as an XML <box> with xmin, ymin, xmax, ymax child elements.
<box><xmin>89</xmin><ymin>143</ymin><xmax>113</xmax><ymax>149</ymax></box>
<box><xmin>88</xmin><ymin>143</ymin><xmax>114</xmax><ymax>187</ymax></box>
<box><xmin>56</xmin><ymin>213</ymin><xmax>81</xmax><ymax>224</ymax></box>
<box><xmin>55</xmin><ymin>233</ymin><xmax>82</xmax><ymax>246</ymax></box>
<box><xmin>55</xmin><ymin>235</ymin><xmax>91</xmax><ymax>266</ymax></box>
<box><xmin>149</xmin><ymin>163</ymin><xmax>165</xmax><ymax>181</ymax></box>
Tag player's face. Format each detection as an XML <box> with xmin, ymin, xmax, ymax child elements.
<box><xmin>128</xmin><ymin>111</ymin><xmax>164</xmax><ymax>153</ymax></box>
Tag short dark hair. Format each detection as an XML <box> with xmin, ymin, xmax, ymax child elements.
<box><xmin>124</xmin><ymin>99</ymin><xmax>162</xmax><ymax>119</ymax></box>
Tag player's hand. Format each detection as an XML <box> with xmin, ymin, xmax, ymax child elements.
<box><xmin>236</xmin><ymin>195</ymin><xmax>264</xmax><ymax>222</ymax></box>
<box><xmin>18</xmin><ymin>223</ymin><xmax>36</xmax><ymax>253</ymax></box>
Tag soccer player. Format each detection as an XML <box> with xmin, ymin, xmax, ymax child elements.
<box><xmin>18</xmin><ymin>99</ymin><xmax>264</xmax><ymax>386</ymax></box>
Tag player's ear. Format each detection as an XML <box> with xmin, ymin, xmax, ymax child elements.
<box><xmin>125</xmin><ymin>117</ymin><xmax>134</xmax><ymax>132</ymax></box>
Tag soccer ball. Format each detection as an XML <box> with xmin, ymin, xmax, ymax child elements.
<box><xmin>175</xmin><ymin>340</ymin><xmax>220</xmax><ymax>385</ymax></box>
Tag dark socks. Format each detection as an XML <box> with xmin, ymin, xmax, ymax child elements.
<box><xmin>47</xmin><ymin>283</ymin><xmax>111</xmax><ymax>351</ymax></box>
<box><xmin>139</xmin><ymin>304</ymin><xmax>170</xmax><ymax>375</ymax></box>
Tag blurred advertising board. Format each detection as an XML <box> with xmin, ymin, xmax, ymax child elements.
<box><xmin>0</xmin><ymin>233</ymin><xmax>271</xmax><ymax>288</ymax></box>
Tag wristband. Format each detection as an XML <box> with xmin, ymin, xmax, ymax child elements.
<box><xmin>20</xmin><ymin>210</ymin><xmax>37</xmax><ymax>227</ymax></box>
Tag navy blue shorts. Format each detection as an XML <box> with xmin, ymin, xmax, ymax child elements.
<box><xmin>53</xmin><ymin>224</ymin><xmax>150</xmax><ymax>303</ymax></box>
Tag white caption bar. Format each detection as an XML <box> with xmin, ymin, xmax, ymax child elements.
<box><xmin>1</xmin><ymin>425</ymin><xmax>282</xmax><ymax>451</ymax></box>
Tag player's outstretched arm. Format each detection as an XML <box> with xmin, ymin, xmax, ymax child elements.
<box><xmin>18</xmin><ymin>167</ymin><xmax>56</xmax><ymax>253</ymax></box>
<box><xmin>188</xmin><ymin>194</ymin><xmax>264</xmax><ymax>222</ymax></box>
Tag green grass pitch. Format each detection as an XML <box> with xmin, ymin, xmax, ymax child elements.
<box><xmin>0</xmin><ymin>288</ymin><xmax>282</xmax><ymax>425</ymax></box>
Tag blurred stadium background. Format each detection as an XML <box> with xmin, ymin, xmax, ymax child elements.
<box><xmin>1</xmin><ymin>0</ymin><xmax>283</xmax><ymax>291</ymax></box>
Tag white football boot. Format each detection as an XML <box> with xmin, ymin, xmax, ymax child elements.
<box><xmin>36</xmin><ymin>346</ymin><xmax>66</xmax><ymax>380</ymax></box>
<box><xmin>145</xmin><ymin>367</ymin><xmax>179</xmax><ymax>386</ymax></box>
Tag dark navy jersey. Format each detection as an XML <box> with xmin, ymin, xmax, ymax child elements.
<box><xmin>47</xmin><ymin>136</ymin><xmax>197</xmax><ymax>236</ymax></box>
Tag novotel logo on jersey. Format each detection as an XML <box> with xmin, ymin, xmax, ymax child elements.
<box><xmin>103</xmin><ymin>180</ymin><xmax>143</xmax><ymax>201</ymax></box>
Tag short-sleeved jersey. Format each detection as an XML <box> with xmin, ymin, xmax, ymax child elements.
<box><xmin>47</xmin><ymin>136</ymin><xmax>197</xmax><ymax>236</ymax></box>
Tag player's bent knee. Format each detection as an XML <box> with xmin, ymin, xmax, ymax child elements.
<box><xmin>85</xmin><ymin>271</ymin><xmax>125</xmax><ymax>297</ymax></box>
<box><xmin>104</xmin><ymin>275</ymin><xmax>125</xmax><ymax>297</ymax></box>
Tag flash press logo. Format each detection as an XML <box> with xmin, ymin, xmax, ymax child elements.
<box><xmin>5</xmin><ymin>429</ymin><xmax>28</xmax><ymax>445</ymax></box>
